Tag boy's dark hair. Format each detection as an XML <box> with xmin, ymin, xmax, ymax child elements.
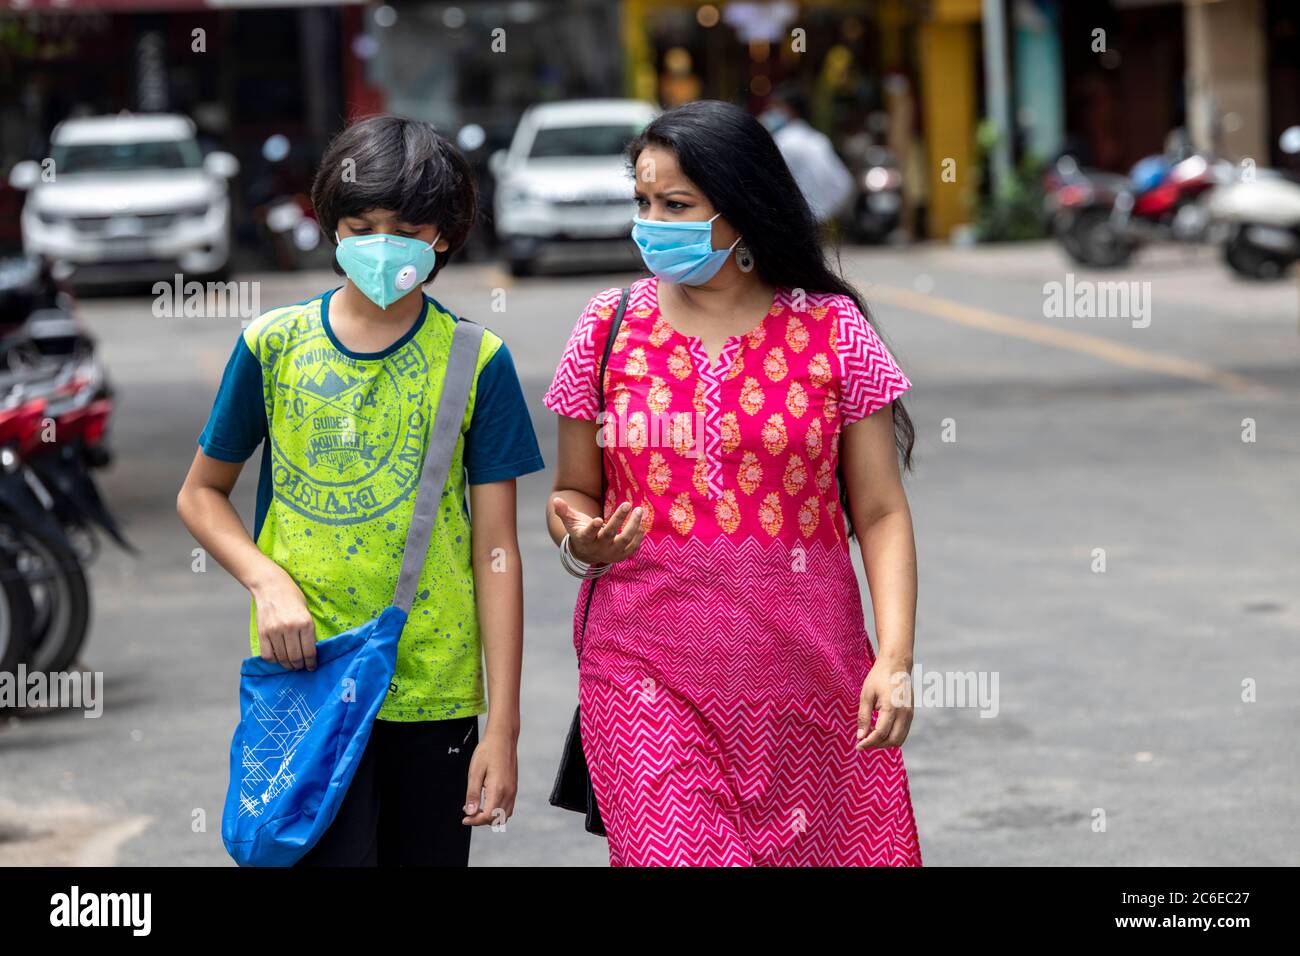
<box><xmin>312</xmin><ymin>114</ymin><xmax>477</xmax><ymax>283</ymax></box>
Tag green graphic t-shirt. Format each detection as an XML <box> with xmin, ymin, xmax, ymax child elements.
<box><xmin>198</xmin><ymin>288</ymin><xmax>544</xmax><ymax>720</ymax></box>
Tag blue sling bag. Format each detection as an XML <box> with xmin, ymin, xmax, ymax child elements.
<box><xmin>220</xmin><ymin>319</ymin><xmax>485</xmax><ymax>867</ymax></box>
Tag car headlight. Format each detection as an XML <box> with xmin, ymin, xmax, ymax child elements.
<box><xmin>36</xmin><ymin>209</ymin><xmax>61</xmax><ymax>225</ymax></box>
<box><xmin>175</xmin><ymin>203</ymin><xmax>211</xmax><ymax>219</ymax></box>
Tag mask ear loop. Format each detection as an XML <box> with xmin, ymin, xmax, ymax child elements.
<box><xmin>705</xmin><ymin>214</ymin><xmax>741</xmax><ymax>254</ymax></box>
<box><xmin>426</xmin><ymin>231</ymin><xmax>442</xmax><ymax>252</ymax></box>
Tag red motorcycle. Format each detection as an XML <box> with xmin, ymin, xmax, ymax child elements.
<box><xmin>1052</xmin><ymin>149</ymin><xmax>1233</xmax><ymax>268</ymax></box>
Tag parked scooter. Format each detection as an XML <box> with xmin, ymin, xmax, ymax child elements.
<box><xmin>1053</xmin><ymin>131</ymin><xmax>1232</xmax><ymax>268</ymax></box>
<box><xmin>0</xmin><ymin>255</ymin><xmax>127</xmax><ymax>682</ymax></box>
<box><xmin>846</xmin><ymin>144</ymin><xmax>903</xmax><ymax>243</ymax></box>
<box><xmin>1207</xmin><ymin>126</ymin><xmax>1300</xmax><ymax>280</ymax></box>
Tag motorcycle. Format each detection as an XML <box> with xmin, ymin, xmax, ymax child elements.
<box><xmin>1206</xmin><ymin>126</ymin><xmax>1300</xmax><ymax>280</ymax></box>
<box><xmin>253</xmin><ymin>192</ymin><xmax>320</xmax><ymax>272</ymax></box>
<box><xmin>0</xmin><ymin>255</ymin><xmax>127</xmax><ymax>682</ymax></box>
<box><xmin>847</xmin><ymin>144</ymin><xmax>903</xmax><ymax>243</ymax></box>
<box><xmin>1053</xmin><ymin>138</ymin><xmax>1232</xmax><ymax>268</ymax></box>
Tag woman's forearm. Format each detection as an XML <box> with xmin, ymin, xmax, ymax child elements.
<box><xmin>857</xmin><ymin>506</ymin><xmax>918</xmax><ymax>667</ymax></box>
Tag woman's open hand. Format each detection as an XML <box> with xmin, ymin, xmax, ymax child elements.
<box><xmin>552</xmin><ymin>497</ymin><xmax>645</xmax><ymax>566</ymax></box>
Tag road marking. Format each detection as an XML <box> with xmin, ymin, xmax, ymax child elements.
<box><xmin>868</xmin><ymin>284</ymin><xmax>1272</xmax><ymax>397</ymax></box>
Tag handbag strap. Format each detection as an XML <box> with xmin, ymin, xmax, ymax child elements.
<box><xmin>393</xmin><ymin>318</ymin><xmax>485</xmax><ymax>612</ymax></box>
<box><xmin>576</xmin><ymin>287</ymin><xmax>629</xmax><ymax>653</ymax></box>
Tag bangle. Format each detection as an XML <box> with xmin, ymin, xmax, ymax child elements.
<box><xmin>559</xmin><ymin>533</ymin><xmax>611</xmax><ymax>580</ymax></box>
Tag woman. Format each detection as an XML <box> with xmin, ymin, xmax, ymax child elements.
<box><xmin>544</xmin><ymin>100</ymin><xmax>921</xmax><ymax>867</ymax></box>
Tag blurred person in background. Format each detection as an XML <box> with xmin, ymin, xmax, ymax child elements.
<box><xmin>760</xmin><ymin>86</ymin><xmax>855</xmax><ymax>230</ymax></box>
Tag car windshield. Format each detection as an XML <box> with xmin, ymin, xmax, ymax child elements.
<box><xmin>528</xmin><ymin>124</ymin><xmax>643</xmax><ymax>159</ymax></box>
<box><xmin>51</xmin><ymin>138</ymin><xmax>203</xmax><ymax>174</ymax></box>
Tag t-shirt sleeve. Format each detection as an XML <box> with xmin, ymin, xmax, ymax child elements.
<box><xmin>541</xmin><ymin>287</ymin><xmax>624</xmax><ymax>421</ymax></box>
<box><xmin>835</xmin><ymin>295</ymin><xmax>912</xmax><ymax>424</ymax></box>
<box><xmin>463</xmin><ymin>340</ymin><xmax>545</xmax><ymax>485</ymax></box>
<box><xmin>197</xmin><ymin>333</ymin><xmax>267</xmax><ymax>461</ymax></box>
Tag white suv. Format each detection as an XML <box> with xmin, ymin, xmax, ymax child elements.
<box><xmin>9</xmin><ymin>113</ymin><xmax>239</xmax><ymax>284</ymax></box>
<box><xmin>491</xmin><ymin>99</ymin><xmax>658</xmax><ymax>276</ymax></box>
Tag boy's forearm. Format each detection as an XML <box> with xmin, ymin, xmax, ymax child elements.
<box><xmin>178</xmin><ymin>486</ymin><xmax>284</xmax><ymax>594</ymax></box>
<box><xmin>473</xmin><ymin>545</ymin><xmax>523</xmax><ymax>740</ymax></box>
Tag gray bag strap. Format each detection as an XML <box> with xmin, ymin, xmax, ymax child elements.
<box><xmin>393</xmin><ymin>319</ymin><xmax>485</xmax><ymax>612</ymax></box>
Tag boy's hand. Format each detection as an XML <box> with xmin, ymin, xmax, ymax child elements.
<box><xmin>462</xmin><ymin>727</ymin><xmax>518</xmax><ymax>828</ymax></box>
<box><xmin>251</xmin><ymin>568</ymin><xmax>317</xmax><ymax>671</ymax></box>
<box><xmin>552</xmin><ymin>497</ymin><xmax>645</xmax><ymax>566</ymax></box>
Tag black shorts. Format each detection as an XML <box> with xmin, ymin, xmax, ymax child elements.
<box><xmin>295</xmin><ymin>715</ymin><xmax>478</xmax><ymax>867</ymax></box>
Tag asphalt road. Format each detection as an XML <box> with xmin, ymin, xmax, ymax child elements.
<box><xmin>1</xmin><ymin>240</ymin><xmax>1296</xmax><ymax>866</ymax></box>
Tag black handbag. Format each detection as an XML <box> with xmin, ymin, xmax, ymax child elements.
<box><xmin>548</xmin><ymin>287</ymin><xmax>629</xmax><ymax>837</ymax></box>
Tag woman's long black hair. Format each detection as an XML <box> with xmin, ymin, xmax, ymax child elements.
<box><xmin>626</xmin><ymin>100</ymin><xmax>916</xmax><ymax>517</ymax></box>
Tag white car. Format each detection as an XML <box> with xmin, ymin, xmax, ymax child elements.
<box><xmin>9</xmin><ymin>113</ymin><xmax>239</xmax><ymax>284</ymax></box>
<box><xmin>491</xmin><ymin>99</ymin><xmax>658</xmax><ymax>276</ymax></box>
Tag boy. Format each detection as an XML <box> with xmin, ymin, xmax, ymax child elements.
<box><xmin>177</xmin><ymin>115</ymin><xmax>542</xmax><ymax>866</ymax></box>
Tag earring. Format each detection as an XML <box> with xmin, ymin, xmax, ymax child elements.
<box><xmin>736</xmin><ymin>241</ymin><xmax>754</xmax><ymax>273</ymax></box>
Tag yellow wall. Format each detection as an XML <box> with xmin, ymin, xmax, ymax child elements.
<box><xmin>919</xmin><ymin>18</ymin><xmax>977</xmax><ymax>239</ymax></box>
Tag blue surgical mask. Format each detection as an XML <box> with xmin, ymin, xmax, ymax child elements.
<box><xmin>335</xmin><ymin>231</ymin><xmax>439</xmax><ymax>309</ymax></box>
<box><xmin>631</xmin><ymin>213</ymin><xmax>740</xmax><ymax>286</ymax></box>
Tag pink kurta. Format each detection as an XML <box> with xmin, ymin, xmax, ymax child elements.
<box><xmin>544</xmin><ymin>277</ymin><xmax>921</xmax><ymax>866</ymax></box>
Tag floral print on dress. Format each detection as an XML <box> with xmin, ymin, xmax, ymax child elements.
<box><xmin>669</xmin><ymin>492</ymin><xmax>695</xmax><ymax>535</ymax></box>
<box><xmin>668</xmin><ymin>344</ymin><xmax>692</xmax><ymax>380</ymax></box>
<box><xmin>647</xmin><ymin>452</ymin><xmax>672</xmax><ymax>495</ymax></box>
<box><xmin>625</xmin><ymin>347</ymin><xmax>648</xmax><ymax>380</ymax></box>
<box><xmin>757</xmin><ymin>491</ymin><xmax>783</xmax><ymax>537</ymax></box>
<box><xmin>737</xmin><ymin>451</ymin><xmax>762</xmax><ymax>495</ymax></box>
<box><xmin>714</xmin><ymin>488</ymin><xmax>741</xmax><ymax>534</ymax></box>
<box><xmin>786</xmin><ymin>315</ymin><xmax>809</xmax><ymax>353</ymax></box>
<box><xmin>786</xmin><ymin>380</ymin><xmax>809</xmax><ymax>419</ymax></box>
<box><xmin>762</xmin><ymin>347</ymin><xmax>788</xmax><ymax>382</ymax></box>
<box><xmin>542</xmin><ymin>277</ymin><xmax>912</xmax><ymax>548</ymax></box>
<box><xmin>761</xmin><ymin>413</ymin><xmax>788</xmax><ymax>456</ymax></box>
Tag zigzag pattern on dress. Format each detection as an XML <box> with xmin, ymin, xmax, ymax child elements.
<box><xmin>580</xmin><ymin>677</ymin><xmax>922</xmax><ymax>867</ymax></box>
<box><xmin>542</xmin><ymin>281</ymin><xmax>656</xmax><ymax>421</ymax></box>
<box><xmin>582</xmin><ymin>535</ymin><xmax>873</xmax><ymax>703</ymax></box>
<box><xmin>829</xmin><ymin>293</ymin><xmax>912</xmax><ymax>421</ymax></box>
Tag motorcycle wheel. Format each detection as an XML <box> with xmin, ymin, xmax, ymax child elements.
<box><xmin>1068</xmin><ymin>207</ymin><xmax>1137</xmax><ymax>268</ymax></box>
<box><xmin>0</xmin><ymin>548</ymin><xmax>35</xmax><ymax>680</ymax></box>
<box><xmin>1223</xmin><ymin>230</ymin><xmax>1293</xmax><ymax>281</ymax></box>
<box><xmin>13</xmin><ymin>524</ymin><xmax>90</xmax><ymax>674</ymax></box>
